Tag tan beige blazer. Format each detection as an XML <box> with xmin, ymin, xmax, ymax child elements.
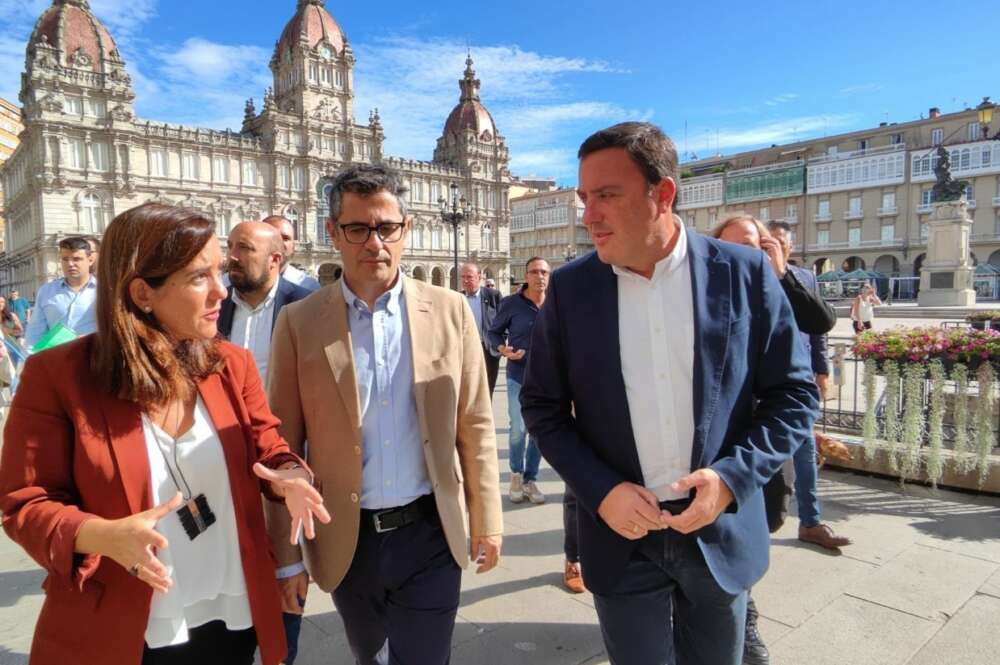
<box><xmin>264</xmin><ymin>276</ymin><xmax>502</xmax><ymax>591</ymax></box>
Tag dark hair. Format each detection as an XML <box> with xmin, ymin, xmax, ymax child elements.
<box><xmin>91</xmin><ymin>203</ymin><xmax>223</xmax><ymax>408</ymax></box>
<box><xmin>766</xmin><ymin>220</ymin><xmax>793</xmax><ymax>235</ymax></box>
<box><xmin>0</xmin><ymin>296</ymin><xmax>11</xmax><ymax>324</ymax></box>
<box><xmin>327</xmin><ymin>164</ymin><xmax>409</xmax><ymax>223</ymax></box>
<box><xmin>578</xmin><ymin>122</ymin><xmax>680</xmax><ymax>195</ymax></box>
<box><xmin>525</xmin><ymin>256</ymin><xmax>548</xmax><ymax>269</ymax></box>
<box><xmin>58</xmin><ymin>236</ymin><xmax>93</xmax><ymax>253</ymax></box>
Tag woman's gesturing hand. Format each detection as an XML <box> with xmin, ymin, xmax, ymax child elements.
<box><xmin>75</xmin><ymin>492</ymin><xmax>184</xmax><ymax>593</ymax></box>
<box><xmin>253</xmin><ymin>463</ymin><xmax>331</xmax><ymax>544</ymax></box>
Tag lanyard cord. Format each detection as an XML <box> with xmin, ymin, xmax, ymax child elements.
<box><xmin>144</xmin><ymin>403</ymin><xmax>195</xmax><ymax>500</ymax></box>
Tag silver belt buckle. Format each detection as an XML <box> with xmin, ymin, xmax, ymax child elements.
<box><xmin>373</xmin><ymin>510</ymin><xmax>396</xmax><ymax>533</ymax></box>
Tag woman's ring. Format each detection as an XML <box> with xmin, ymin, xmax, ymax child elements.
<box><xmin>631</xmin><ymin>523</ymin><xmax>639</xmax><ymax>534</ymax></box>
<box><xmin>129</xmin><ymin>563</ymin><xmax>140</xmax><ymax>576</ymax></box>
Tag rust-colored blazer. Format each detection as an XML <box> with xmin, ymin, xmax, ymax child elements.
<box><xmin>0</xmin><ymin>337</ymin><xmax>302</xmax><ymax>665</ymax></box>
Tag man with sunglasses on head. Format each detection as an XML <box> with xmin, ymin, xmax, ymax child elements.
<box><xmin>265</xmin><ymin>165</ymin><xmax>503</xmax><ymax>665</ymax></box>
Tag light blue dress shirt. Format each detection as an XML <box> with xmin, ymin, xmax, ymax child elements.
<box><xmin>25</xmin><ymin>276</ymin><xmax>98</xmax><ymax>348</ymax></box>
<box><xmin>465</xmin><ymin>288</ymin><xmax>484</xmax><ymax>339</ymax></box>
<box><xmin>342</xmin><ymin>275</ymin><xmax>432</xmax><ymax>510</ymax></box>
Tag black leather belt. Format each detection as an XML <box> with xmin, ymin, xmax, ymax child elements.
<box><xmin>362</xmin><ymin>494</ymin><xmax>436</xmax><ymax>533</ymax></box>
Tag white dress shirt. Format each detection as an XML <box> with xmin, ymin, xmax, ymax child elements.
<box><xmin>229</xmin><ymin>280</ymin><xmax>279</xmax><ymax>384</ymax></box>
<box><xmin>615</xmin><ymin>220</ymin><xmax>696</xmax><ymax>501</ymax></box>
<box><xmin>282</xmin><ymin>264</ymin><xmax>321</xmax><ymax>292</ymax></box>
<box><xmin>143</xmin><ymin>398</ymin><xmax>252</xmax><ymax>648</ymax></box>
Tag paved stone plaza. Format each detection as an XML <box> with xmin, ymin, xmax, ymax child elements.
<box><xmin>1</xmin><ymin>366</ymin><xmax>998</xmax><ymax>664</ymax></box>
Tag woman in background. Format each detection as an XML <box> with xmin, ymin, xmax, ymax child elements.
<box><xmin>851</xmin><ymin>283</ymin><xmax>882</xmax><ymax>333</ymax></box>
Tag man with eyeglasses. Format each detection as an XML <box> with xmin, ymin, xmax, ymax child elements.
<box><xmin>488</xmin><ymin>257</ymin><xmax>550</xmax><ymax>508</ymax></box>
<box><xmin>265</xmin><ymin>164</ymin><xmax>502</xmax><ymax>665</ymax></box>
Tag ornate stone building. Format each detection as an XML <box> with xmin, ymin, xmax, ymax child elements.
<box><xmin>0</xmin><ymin>97</ymin><xmax>24</xmax><ymax>253</ymax></box>
<box><xmin>678</xmin><ymin>101</ymin><xmax>1000</xmax><ymax>284</ymax></box>
<box><xmin>0</xmin><ymin>0</ymin><xmax>513</xmax><ymax>297</ymax></box>
<box><xmin>509</xmin><ymin>187</ymin><xmax>591</xmax><ymax>283</ymax></box>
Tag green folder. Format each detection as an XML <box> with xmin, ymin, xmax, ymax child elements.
<box><xmin>31</xmin><ymin>322</ymin><xmax>79</xmax><ymax>353</ymax></box>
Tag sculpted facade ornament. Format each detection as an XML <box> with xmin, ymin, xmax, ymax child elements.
<box><xmin>110</xmin><ymin>104</ymin><xmax>132</xmax><ymax>121</ymax></box>
<box><xmin>68</xmin><ymin>47</ymin><xmax>91</xmax><ymax>68</ymax></box>
<box><xmin>312</xmin><ymin>98</ymin><xmax>340</xmax><ymax>122</ymax></box>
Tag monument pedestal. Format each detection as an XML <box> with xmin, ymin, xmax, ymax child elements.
<box><xmin>918</xmin><ymin>201</ymin><xmax>976</xmax><ymax>307</ymax></box>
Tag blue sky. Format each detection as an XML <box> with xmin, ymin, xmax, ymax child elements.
<box><xmin>1</xmin><ymin>0</ymin><xmax>998</xmax><ymax>183</ymax></box>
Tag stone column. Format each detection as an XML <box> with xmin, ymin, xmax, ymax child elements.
<box><xmin>917</xmin><ymin>201</ymin><xmax>976</xmax><ymax>306</ymax></box>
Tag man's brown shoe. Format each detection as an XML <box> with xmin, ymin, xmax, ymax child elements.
<box><xmin>564</xmin><ymin>560</ymin><xmax>585</xmax><ymax>594</ymax></box>
<box><xmin>799</xmin><ymin>523</ymin><xmax>851</xmax><ymax>550</ymax></box>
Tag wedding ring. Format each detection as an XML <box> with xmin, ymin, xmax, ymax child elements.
<box><xmin>129</xmin><ymin>563</ymin><xmax>140</xmax><ymax>577</ymax></box>
<box><xmin>630</xmin><ymin>523</ymin><xmax>639</xmax><ymax>534</ymax></box>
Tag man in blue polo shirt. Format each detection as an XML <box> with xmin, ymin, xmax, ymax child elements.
<box><xmin>488</xmin><ymin>256</ymin><xmax>550</xmax><ymax>506</ymax></box>
<box><xmin>24</xmin><ymin>236</ymin><xmax>97</xmax><ymax>349</ymax></box>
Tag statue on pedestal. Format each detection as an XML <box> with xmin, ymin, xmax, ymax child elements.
<box><xmin>931</xmin><ymin>146</ymin><xmax>967</xmax><ymax>202</ymax></box>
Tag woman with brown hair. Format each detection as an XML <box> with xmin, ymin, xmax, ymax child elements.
<box><xmin>0</xmin><ymin>203</ymin><xmax>330</xmax><ymax>665</ymax></box>
<box><xmin>0</xmin><ymin>295</ymin><xmax>25</xmax><ymax>341</ymax></box>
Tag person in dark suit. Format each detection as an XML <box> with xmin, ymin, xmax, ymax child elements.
<box><xmin>714</xmin><ymin>215</ymin><xmax>843</xmax><ymax>665</ymax></box>
<box><xmin>0</xmin><ymin>203</ymin><xmax>328</xmax><ymax>665</ymax></box>
<box><xmin>460</xmin><ymin>262</ymin><xmax>502</xmax><ymax>397</ymax></box>
<box><xmin>766</xmin><ymin>223</ymin><xmax>849</xmax><ymax>543</ymax></box>
<box><xmin>217</xmin><ymin>222</ymin><xmax>311</xmax><ymax>386</ymax></box>
<box><xmin>520</xmin><ymin>122</ymin><xmax>818</xmax><ymax>665</ymax></box>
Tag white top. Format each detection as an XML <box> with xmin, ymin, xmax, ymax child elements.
<box><xmin>282</xmin><ymin>264</ymin><xmax>321</xmax><ymax>292</ymax></box>
<box><xmin>858</xmin><ymin>299</ymin><xmax>875</xmax><ymax>322</ymax></box>
<box><xmin>614</xmin><ymin>220</ymin><xmax>696</xmax><ymax>501</ymax></box>
<box><xmin>142</xmin><ymin>397</ymin><xmax>252</xmax><ymax>649</ymax></box>
<box><xmin>229</xmin><ymin>280</ymin><xmax>279</xmax><ymax>385</ymax></box>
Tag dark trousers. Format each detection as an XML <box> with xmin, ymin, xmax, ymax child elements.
<box><xmin>593</xmin><ymin>526</ymin><xmax>747</xmax><ymax>665</ymax></box>
<box><xmin>563</xmin><ymin>487</ymin><xmax>579</xmax><ymax>562</ymax></box>
<box><xmin>483</xmin><ymin>345</ymin><xmax>500</xmax><ymax>398</ymax></box>
<box><xmin>282</xmin><ymin>611</ymin><xmax>303</xmax><ymax>664</ymax></box>
<box><xmin>333</xmin><ymin>496</ymin><xmax>463</xmax><ymax>665</ymax></box>
<box><xmin>142</xmin><ymin>620</ymin><xmax>256</xmax><ymax>665</ymax></box>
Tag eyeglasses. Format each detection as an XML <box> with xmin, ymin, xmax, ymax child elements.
<box><xmin>338</xmin><ymin>222</ymin><xmax>405</xmax><ymax>245</ymax></box>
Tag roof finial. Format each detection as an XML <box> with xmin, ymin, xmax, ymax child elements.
<box><xmin>458</xmin><ymin>50</ymin><xmax>480</xmax><ymax>101</ymax></box>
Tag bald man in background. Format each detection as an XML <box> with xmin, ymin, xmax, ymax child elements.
<box><xmin>219</xmin><ymin>221</ymin><xmax>312</xmax><ymax>384</ymax></box>
<box><xmin>262</xmin><ymin>215</ymin><xmax>322</xmax><ymax>292</ymax></box>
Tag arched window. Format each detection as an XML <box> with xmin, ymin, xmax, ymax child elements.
<box><xmin>317</xmin><ymin>181</ymin><xmax>334</xmax><ymax>244</ymax></box>
<box><xmin>285</xmin><ymin>206</ymin><xmax>300</xmax><ymax>239</ymax></box>
<box><xmin>80</xmin><ymin>192</ymin><xmax>105</xmax><ymax>232</ymax></box>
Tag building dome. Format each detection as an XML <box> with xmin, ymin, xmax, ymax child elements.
<box><xmin>28</xmin><ymin>0</ymin><xmax>121</xmax><ymax>70</ymax></box>
<box><xmin>276</xmin><ymin>0</ymin><xmax>346</xmax><ymax>58</ymax></box>
<box><xmin>443</xmin><ymin>55</ymin><xmax>498</xmax><ymax>141</ymax></box>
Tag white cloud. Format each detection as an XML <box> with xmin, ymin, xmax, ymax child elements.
<box><xmin>686</xmin><ymin>114</ymin><xmax>858</xmax><ymax>153</ymax></box>
<box><xmin>763</xmin><ymin>93</ymin><xmax>798</xmax><ymax>107</ymax></box>
<box><xmin>89</xmin><ymin>0</ymin><xmax>157</xmax><ymax>36</ymax></box>
<box><xmin>354</xmin><ymin>35</ymin><xmax>635</xmax><ymax>179</ymax></box>
<box><xmin>158</xmin><ymin>38</ymin><xmax>270</xmax><ymax>86</ymax></box>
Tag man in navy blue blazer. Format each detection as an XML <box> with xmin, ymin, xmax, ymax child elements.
<box><xmin>520</xmin><ymin>122</ymin><xmax>819</xmax><ymax>665</ymax></box>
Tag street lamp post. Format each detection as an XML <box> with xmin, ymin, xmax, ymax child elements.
<box><xmin>977</xmin><ymin>97</ymin><xmax>997</xmax><ymax>140</ymax></box>
<box><xmin>439</xmin><ymin>182</ymin><xmax>468</xmax><ymax>291</ymax></box>
<box><xmin>565</xmin><ymin>243</ymin><xmax>576</xmax><ymax>265</ymax></box>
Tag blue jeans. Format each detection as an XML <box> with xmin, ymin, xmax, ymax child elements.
<box><xmin>793</xmin><ymin>433</ymin><xmax>821</xmax><ymax>526</ymax></box>
<box><xmin>506</xmin><ymin>376</ymin><xmax>541</xmax><ymax>482</ymax></box>
<box><xmin>593</xmin><ymin>529</ymin><xmax>747</xmax><ymax>665</ymax></box>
